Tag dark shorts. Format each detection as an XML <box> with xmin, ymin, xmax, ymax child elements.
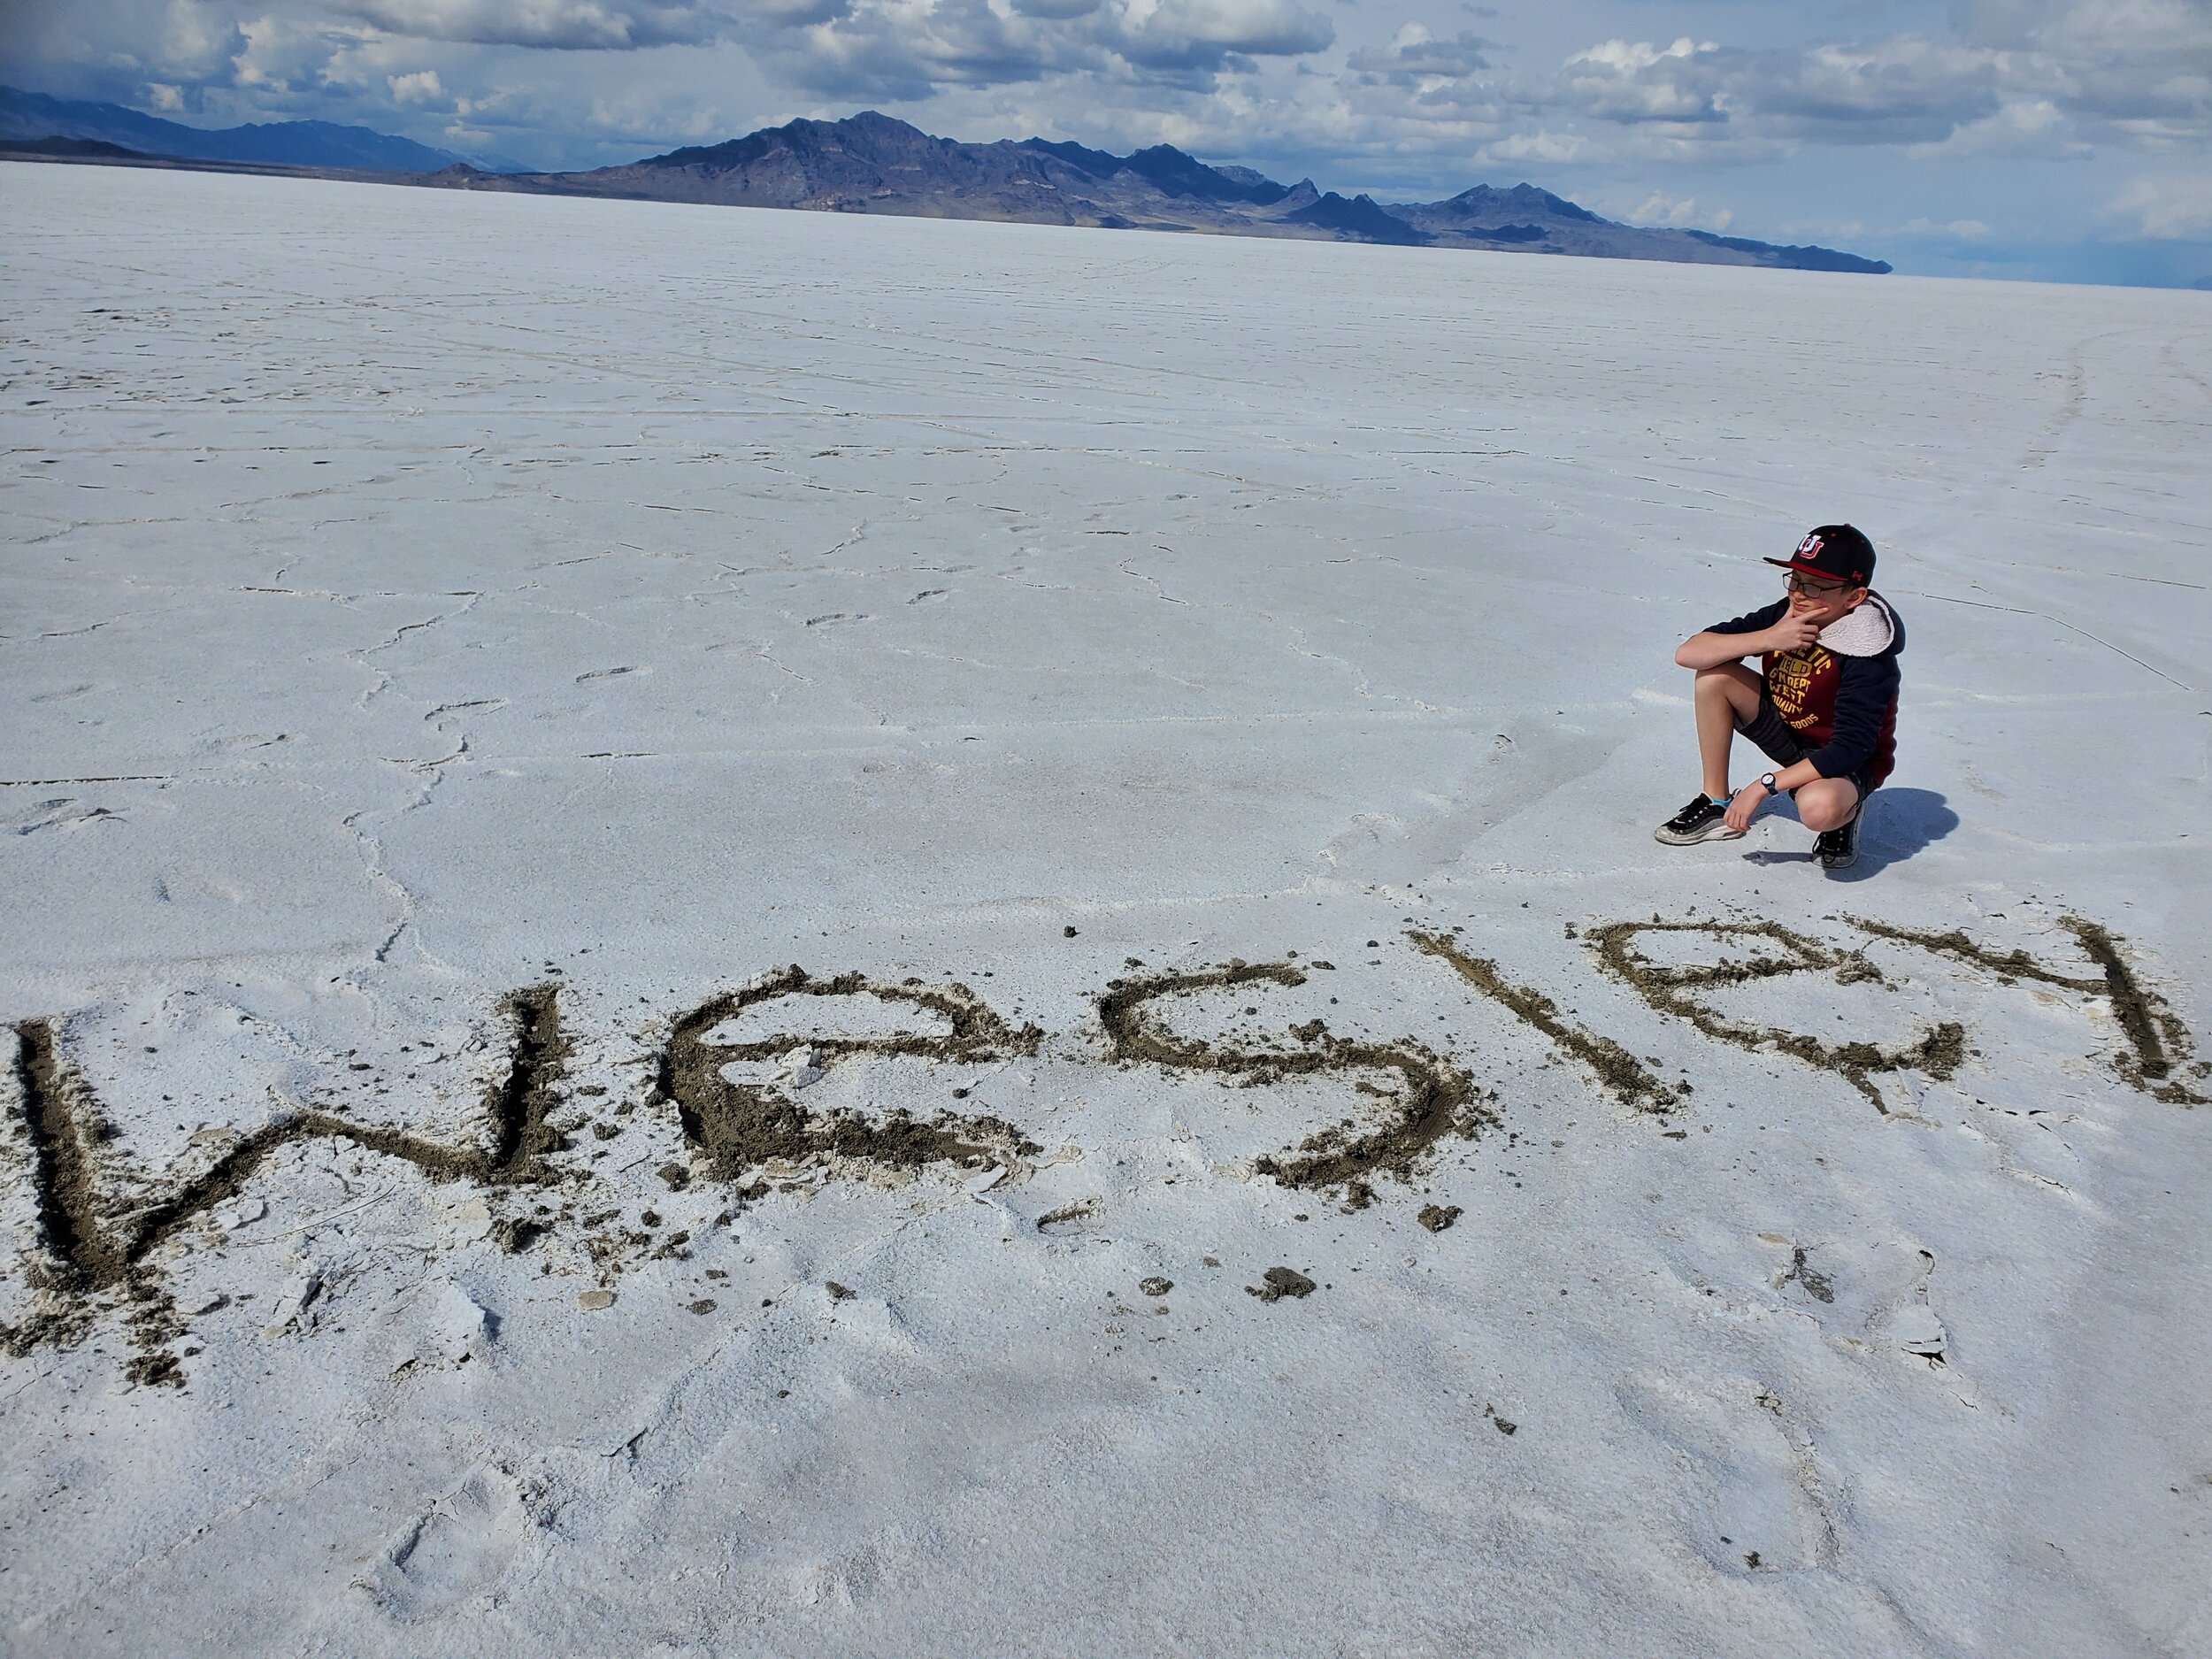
<box><xmin>1736</xmin><ymin>699</ymin><xmax>1877</xmax><ymax>801</ymax></box>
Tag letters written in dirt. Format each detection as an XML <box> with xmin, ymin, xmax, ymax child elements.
<box><xmin>3</xmin><ymin>912</ymin><xmax>2200</xmax><ymax>1379</ymax></box>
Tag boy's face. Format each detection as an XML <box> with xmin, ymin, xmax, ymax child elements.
<box><xmin>1786</xmin><ymin>573</ymin><xmax>1866</xmax><ymax>627</ymax></box>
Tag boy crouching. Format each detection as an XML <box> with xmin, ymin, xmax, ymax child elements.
<box><xmin>1656</xmin><ymin>524</ymin><xmax>1903</xmax><ymax>872</ymax></box>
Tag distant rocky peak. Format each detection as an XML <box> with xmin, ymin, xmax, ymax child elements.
<box><xmin>1429</xmin><ymin>182</ymin><xmax>1604</xmax><ymax>224</ymax></box>
<box><xmin>1020</xmin><ymin>137</ymin><xmax>1124</xmax><ymax>178</ymax></box>
<box><xmin>1122</xmin><ymin>143</ymin><xmax>1290</xmax><ymax>205</ymax></box>
<box><xmin>1283</xmin><ymin>191</ymin><xmax>1429</xmax><ymax>246</ymax></box>
<box><xmin>648</xmin><ymin>110</ymin><xmax>939</xmax><ymax>172</ymax></box>
<box><xmin>1020</xmin><ymin>134</ymin><xmax>1289</xmax><ymax>204</ymax></box>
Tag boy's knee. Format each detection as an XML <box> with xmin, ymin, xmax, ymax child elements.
<box><xmin>1693</xmin><ymin>665</ymin><xmax>1749</xmax><ymax>707</ymax></box>
<box><xmin>1799</xmin><ymin>788</ymin><xmax>1855</xmax><ymax>832</ymax></box>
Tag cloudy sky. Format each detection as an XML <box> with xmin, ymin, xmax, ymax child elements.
<box><xmin>4</xmin><ymin>0</ymin><xmax>2208</xmax><ymax>284</ymax></box>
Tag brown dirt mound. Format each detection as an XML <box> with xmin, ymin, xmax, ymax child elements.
<box><xmin>1248</xmin><ymin>1266</ymin><xmax>1317</xmax><ymax>1302</ymax></box>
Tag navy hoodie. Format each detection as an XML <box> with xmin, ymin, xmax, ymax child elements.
<box><xmin>1710</xmin><ymin>591</ymin><xmax>1904</xmax><ymax>787</ymax></box>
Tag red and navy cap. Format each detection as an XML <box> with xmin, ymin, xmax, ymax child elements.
<box><xmin>1765</xmin><ymin>524</ymin><xmax>1875</xmax><ymax>585</ymax></box>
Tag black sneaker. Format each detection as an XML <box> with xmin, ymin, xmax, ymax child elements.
<box><xmin>1655</xmin><ymin>795</ymin><xmax>1741</xmax><ymax>846</ymax></box>
<box><xmin>1814</xmin><ymin>817</ymin><xmax>1859</xmax><ymax>870</ymax></box>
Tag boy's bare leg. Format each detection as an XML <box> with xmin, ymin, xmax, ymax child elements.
<box><xmin>1694</xmin><ymin>663</ymin><xmax>1763</xmax><ymax>799</ymax></box>
<box><xmin>1796</xmin><ymin>776</ymin><xmax>1862</xmax><ymax>833</ymax></box>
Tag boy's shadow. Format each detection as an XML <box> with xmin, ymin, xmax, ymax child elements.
<box><xmin>1742</xmin><ymin>787</ymin><xmax>1958</xmax><ymax>881</ymax></box>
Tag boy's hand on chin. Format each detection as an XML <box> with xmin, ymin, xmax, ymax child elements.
<box><xmin>1725</xmin><ymin>783</ymin><xmax>1766</xmax><ymax>833</ymax></box>
<box><xmin>1769</xmin><ymin>612</ymin><xmax>1822</xmax><ymax>651</ymax></box>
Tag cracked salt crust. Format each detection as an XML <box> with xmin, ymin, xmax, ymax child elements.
<box><xmin>1</xmin><ymin>162</ymin><xmax>2208</xmax><ymax>1658</ymax></box>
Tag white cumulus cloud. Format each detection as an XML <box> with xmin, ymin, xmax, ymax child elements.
<box><xmin>1116</xmin><ymin>0</ymin><xmax>1335</xmax><ymax>71</ymax></box>
<box><xmin>2109</xmin><ymin>174</ymin><xmax>2212</xmax><ymax>237</ymax></box>
<box><xmin>1628</xmin><ymin>191</ymin><xmax>1730</xmax><ymax>230</ymax></box>
<box><xmin>388</xmin><ymin>66</ymin><xmax>446</xmax><ymax>99</ymax></box>
<box><xmin>1346</xmin><ymin>24</ymin><xmax>1494</xmax><ymax>83</ymax></box>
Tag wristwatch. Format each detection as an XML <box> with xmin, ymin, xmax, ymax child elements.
<box><xmin>1757</xmin><ymin>772</ymin><xmax>1779</xmax><ymax>797</ymax></box>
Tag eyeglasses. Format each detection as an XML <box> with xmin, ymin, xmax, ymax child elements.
<box><xmin>1786</xmin><ymin>574</ymin><xmax>1852</xmax><ymax>597</ymax></box>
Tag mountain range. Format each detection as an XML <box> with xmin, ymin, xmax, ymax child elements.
<box><xmin>0</xmin><ymin>86</ymin><xmax>521</xmax><ymax>173</ymax></box>
<box><xmin>1</xmin><ymin>90</ymin><xmax>1890</xmax><ymax>274</ymax></box>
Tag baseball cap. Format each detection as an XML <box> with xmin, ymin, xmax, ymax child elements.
<box><xmin>1764</xmin><ymin>524</ymin><xmax>1875</xmax><ymax>585</ymax></box>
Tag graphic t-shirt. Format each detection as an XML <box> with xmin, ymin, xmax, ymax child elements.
<box><xmin>1767</xmin><ymin>640</ymin><xmax>1845</xmax><ymax>741</ymax></box>
<box><xmin>1709</xmin><ymin>592</ymin><xmax>1905</xmax><ymax>788</ymax></box>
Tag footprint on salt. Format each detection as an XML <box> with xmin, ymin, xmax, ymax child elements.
<box><xmin>352</xmin><ymin>1463</ymin><xmax>537</xmax><ymax>1620</ymax></box>
<box><xmin>1613</xmin><ymin>1369</ymin><xmax>1831</xmax><ymax>1573</ymax></box>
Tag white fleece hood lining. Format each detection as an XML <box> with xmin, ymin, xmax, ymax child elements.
<box><xmin>1818</xmin><ymin>593</ymin><xmax>1895</xmax><ymax>658</ymax></box>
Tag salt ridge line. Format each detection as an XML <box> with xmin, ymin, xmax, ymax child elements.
<box><xmin>2</xmin><ymin>912</ymin><xmax>2200</xmax><ymax>1381</ymax></box>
